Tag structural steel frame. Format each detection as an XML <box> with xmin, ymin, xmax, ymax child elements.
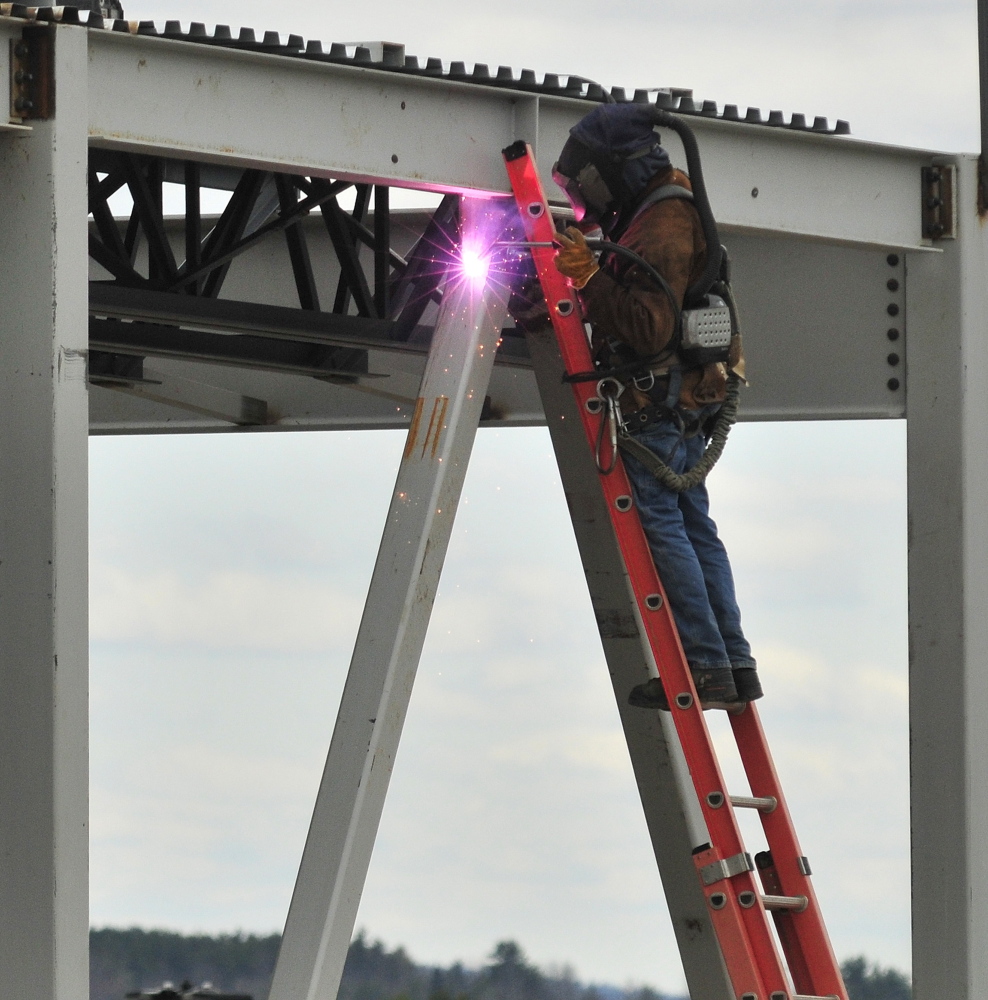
<box><xmin>0</xmin><ymin>11</ymin><xmax>985</xmax><ymax>1000</ymax></box>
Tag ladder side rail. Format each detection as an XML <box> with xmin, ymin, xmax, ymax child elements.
<box><xmin>731</xmin><ymin>706</ymin><xmax>848</xmax><ymax>1000</ymax></box>
<box><xmin>754</xmin><ymin>852</ymin><xmax>814</xmax><ymax>993</ymax></box>
<box><xmin>503</xmin><ymin>143</ymin><xmax>791</xmax><ymax>1000</ymax></box>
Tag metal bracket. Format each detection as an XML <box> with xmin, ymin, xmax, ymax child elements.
<box><xmin>700</xmin><ymin>851</ymin><xmax>754</xmax><ymax>886</ymax></box>
<box><xmin>10</xmin><ymin>26</ymin><xmax>54</xmax><ymax>122</ymax></box>
<box><xmin>921</xmin><ymin>164</ymin><xmax>956</xmax><ymax>240</ymax></box>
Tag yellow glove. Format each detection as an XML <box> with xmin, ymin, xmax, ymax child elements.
<box><xmin>553</xmin><ymin>227</ymin><xmax>599</xmax><ymax>289</ymax></box>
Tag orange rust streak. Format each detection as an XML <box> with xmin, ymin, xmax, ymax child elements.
<box><xmin>431</xmin><ymin>396</ymin><xmax>450</xmax><ymax>459</ymax></box>
<box><xmin>404</xmin><ymin>397</ymin><xmax>425</xmax><ymax>459</ymax></box>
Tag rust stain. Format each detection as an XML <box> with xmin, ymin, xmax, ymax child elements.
<box><xmin>404</xmin><ymin>397</ymin><xmax>425</xmax><ymax>458</ymax></box>
<box><xmin>422</xmin><ymin>396</ymin><xmax>449</xmax><ymax>459</ymax></box>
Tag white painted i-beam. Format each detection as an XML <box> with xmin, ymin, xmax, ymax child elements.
<box><xmin>268</xmin><ymin>199</ymin><xmax>509</xmax><ymax>1000</ymax></box>
<box><xmin>0</xmin><ymin>24</ymin><xmax>89</xmax><ymax>1000</ymax></box>
<box><xmin>905</xmin><ymin>155</ymin><xmax>988</xmax><ymax>1000</ymax></box>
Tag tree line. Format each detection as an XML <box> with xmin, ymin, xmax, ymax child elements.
<box><xmin>89</xmin><ymin>928</ymin><xmax>910</xmax><ymax>1000</ymax></box>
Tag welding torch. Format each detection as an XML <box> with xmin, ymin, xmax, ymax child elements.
<box><xmin>495</xmin><ymin>238</ymin><xmax>681</xmax><ymax>330</ymax></box>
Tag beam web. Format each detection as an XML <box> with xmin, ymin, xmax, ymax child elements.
<box><xmin>907</xmin><ymin>154</ymin><xmax>988</xmax><ymax>999</ymax></box>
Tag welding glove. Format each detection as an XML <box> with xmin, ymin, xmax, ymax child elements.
<box><xmin>554</xmin><ymin>227</ymin><xmax>599</xmax><ymax>289</ymax></box>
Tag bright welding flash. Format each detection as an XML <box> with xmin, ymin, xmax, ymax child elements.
<box><xmin>459</xmin><ymin>244</ymin><xmax>491</xmax><ymax>284</ymax></box>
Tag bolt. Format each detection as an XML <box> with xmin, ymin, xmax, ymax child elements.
<box><xmin>888</xmin><ymin>328</ymin><xmax>900</xmax><ymax>341</ymax></box>
<box><xmin>391</xmin><ymin>154</ymin><xmax>398</xmax><ymax>163</ymax></box>
<box><xmin>14</xmin><ymin>41</ymin><xmax>28</xmax><ymax>57</ymax></box>
<box><xmin>887</xmin><ymin>353</ymin><xmax>900</xmax><ymax>366</ymax></box>
<box><xmin>887</xmin><ymin>253</ymin><xmax>900</xmax><ymax>267</ymax></box>
<box><xmin>13</xmin><ymin>97</ymin><xmax>34</xmax><ymax>112</ymax></box>
<box><xmin>887</xmin><ymin>303</ymin><xmax>899</xmax><ymax>316</ymax></box>
<box><xmin>400</xmin><ymin>101</ymin><xmax>406</xmax><ymax>110</ymax></box>
<box><xmin>888</xmin><ymin>377</ymin><xmax>900</xmax><ymax>391</ymax></box>
<box><xmin>927</xmin><ymin>197</ymin><xmax>942</xmax><ymax>209</ymax></box>
<box><xmin>887</xmin><ymin>278</ymin><xmax>899</xmax><ymax>292</ymax></box>
<box><xmin>14</xmin><ymin>70</ymin><xmax>34</xmax><ymax>84</ymax></box>
<box><xmin>750</xmin><ymin>187</ymin><xmax>759</xmax><ymax>198</ymax></box>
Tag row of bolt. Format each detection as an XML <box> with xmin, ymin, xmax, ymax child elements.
<box><xmin>886</xmin><ymin>253</ymin><xmax>902</xmax><ymax>392</ymax></box>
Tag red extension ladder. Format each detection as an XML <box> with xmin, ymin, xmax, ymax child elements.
<box><xmin>503</xmin><ymin>141</ymin><xmax>847</xmax><ymax>1000</ymax></box>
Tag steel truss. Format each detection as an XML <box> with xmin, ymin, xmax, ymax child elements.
<box><xmin>87</xmin><ymin>148</ymin><xmax>477</xmax><ymax>389</ymax></box>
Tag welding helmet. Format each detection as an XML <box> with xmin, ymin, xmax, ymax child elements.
<box><xmin>553</xmin><ymin>104</ymin><xmax>672</xmax><ymax>231</ymax></box>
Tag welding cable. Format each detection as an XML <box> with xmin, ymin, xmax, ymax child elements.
<box><xmin>559</xmin><ymin>239</ymin><xmax>682</xmax><ymax>385</ymax></box>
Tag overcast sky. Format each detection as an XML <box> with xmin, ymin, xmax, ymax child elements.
<box><xmin>90</xmin><ymin>0</ymin><xmax>982</xmax><ymax>994</ymax></box>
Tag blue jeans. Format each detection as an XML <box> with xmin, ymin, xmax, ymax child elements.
<box><xmin>621</xmin><ymin>414</ymin><xmax>756</xmax><ymax>674</ymax></box>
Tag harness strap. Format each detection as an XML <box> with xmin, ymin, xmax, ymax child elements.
<box><xmin>626</xmin><ymin>183</ymin><xmax>694</xmax><ymax>230</ymax></box>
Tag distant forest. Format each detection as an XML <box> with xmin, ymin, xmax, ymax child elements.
<box><xmin>89</xmin><ymin>928</ymin><xmax>911</xmax><ymax>1000</ymax></box>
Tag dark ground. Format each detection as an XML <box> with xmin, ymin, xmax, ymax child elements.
<box><xmin>89</xmin><ymin>928</ymin><xmax>910</xmax><ymax>1000</ymax></box>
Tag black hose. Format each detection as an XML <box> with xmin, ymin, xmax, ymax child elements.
<box><xmin>594</xmin><ymin>240</ymin><xmax>681</xmax><ymax>331</ymax></box>
<box><xmin>560</xmin><ymin>239</ymin><xmax>682</xmax><ymax>384</ymax></box>
<box><xmin>651</xmin><ymin>110</ymin><xmax>722</xmax><ymax>307</ymax></box>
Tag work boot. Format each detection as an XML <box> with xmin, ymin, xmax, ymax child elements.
<box><xmin>733</xmin><ymin>667</ymin><xmax>764</xmax><ymax>703</ymax></box>
<box><xmin>629</xmin><ymin>668</ymin><xmax>739</xmax><ymax>711</ymax></box>
<box><xmin>628</xmin><ymin>677</ymin><xmax>669</xmax><ymax>710</ymax></box>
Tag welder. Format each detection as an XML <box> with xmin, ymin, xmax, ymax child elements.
<box><xmin>549</xmin><ymin>102</ymin><xmax>761</xmax><ymax>709</ymax></box>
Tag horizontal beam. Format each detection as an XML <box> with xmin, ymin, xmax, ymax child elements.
<box><xmin>89</xmin><ymin>317</ymin><xmax>376</xmax><ymax>380</ymax></box>
<box><xmin>88</xmin><ymin>284</ymin><xmax>532</xmax><ymax>365</ymax></box>
<box><xmin>86</xmin><ymin>27</ymin><xmax>939</xmax><ymax>249</ymax></box>
<box><xmin>87</xmin><ymin>222</ymin><xmax>908</xmax><ymax>431</ymax></box>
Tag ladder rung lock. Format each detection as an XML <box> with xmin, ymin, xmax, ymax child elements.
<box><xmin>700</xmin><ymin>851</ymin><xmax>754</xmax><ymax>886</ymax></box>
<box><xmin>792</xmin><ymin>995</ymin><xmax>840</xmax><ymax>999</ymax></box>
<box><xmin>729</xmin><ymin>793</ymin><xmax>778</xmax><ymax>812</ymax></box>
<box><xmin>761</xmin><ymin>893</ymin><xmax>809</xmax><ymax>912</ymax></box>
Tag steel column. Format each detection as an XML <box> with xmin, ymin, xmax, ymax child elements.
<box><xmin>524</xmin><ymin>323</ymin><xmax>733</xmax><ymax>1000</ymax></box>
<box><xmin>906</xmin><ymin>154</ymin><xmax>988</xmax><ymax>999</ymax></box>
<box><xmin>0</xmin><ymin>24</ymin><xmax>90</xmax><ymax>1000</ymax></box>
<box><xmin>268</xmin><ymin>198</ymin><xmax>509</xmax><ymax>1000</ymax></box>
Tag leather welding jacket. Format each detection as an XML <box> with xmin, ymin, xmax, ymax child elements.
<box><xmin>579</xmin><ymin>167</ymin><xmax>734</xmax><ymax>413</ymax></box>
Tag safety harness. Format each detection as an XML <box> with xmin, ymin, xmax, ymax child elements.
<box><xmin>575</xmin><ymin>184</ymin><xmax>744</xmax><ymax>490</ymax></box>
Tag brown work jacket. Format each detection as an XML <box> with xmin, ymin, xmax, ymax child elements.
<box><xmin>579</xmin><ymin>167</ymin><xmax>737</xmax><ymax>411</ymax></box>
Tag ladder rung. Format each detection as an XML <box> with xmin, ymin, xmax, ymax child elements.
<box><xmin>761</xmin><ymin>893</ymin><xmax>809</xmax><ymax>912</ymax></box>
<box><xmin>729</xmin><ymin>793</ymin><xmax>778</xmax><ymax>812</ymax></box>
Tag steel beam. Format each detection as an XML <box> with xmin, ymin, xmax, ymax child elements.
<box><xmin>268</xmin><ymin>199</ymin><xmax>509</xmax><ymax>1000</ymax></box>
<box><xmin>86</xmin><ymin>29</ymin><xmax>935</xmax><ymax>249</ymax></box>
<box><xmin>525</xmin><ymin>322</ymin><xmax>733</xmax><ymax>1000</ymax></box>
<box><xmin>87</xmin><ymin>217</ymin><xmax>911</xmax><ymax>432</ymax></box>
<box><xmin>906</xmin><ymin>154</ymin><xmax>988</xmax><ymax>1000</ymax></box>
<box><xmin>0</xmin><ymin>23</ymin><xmax>89</xmax><ymax>1000</ymax></box>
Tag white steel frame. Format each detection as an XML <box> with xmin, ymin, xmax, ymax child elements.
<box><xmin>1</xmin><ymin>16</ymin><xmax>986</xmax><ymax>1000</ymax></box>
